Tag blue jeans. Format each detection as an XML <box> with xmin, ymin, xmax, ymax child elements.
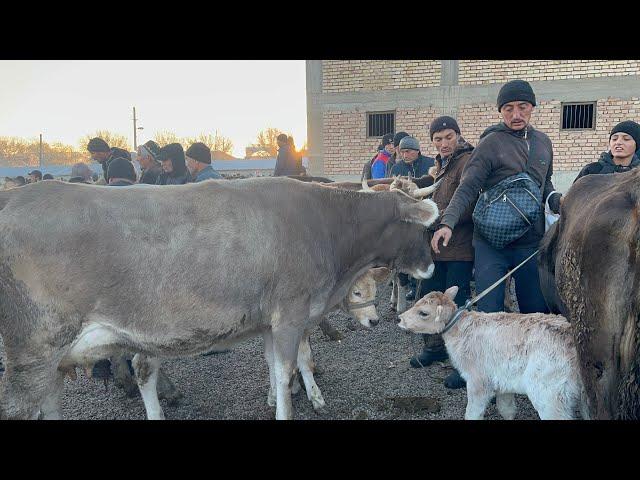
<box><xmin>473</xmin><ymin>236</ymin><xmax>549</xmax><ymax>314</ymax></box>
<box><xmin>416</xmin><ymin>261</ymin><xmax>473</xmax><ymax>307</ymax></box>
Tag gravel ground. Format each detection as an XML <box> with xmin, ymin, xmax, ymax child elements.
<box><xmin>0</xmin><ymin>279</ymin><xmax>540</xmax><ymax>420</ymax></box>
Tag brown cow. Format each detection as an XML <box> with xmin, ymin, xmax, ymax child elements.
<box><xmin>539</xmin><ymin>168</ymin><xmax>640</xmax><ymax>419</ymax></box>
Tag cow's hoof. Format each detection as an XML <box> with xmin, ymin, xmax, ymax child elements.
<box><xmin>115</xmin><ymin>378</ymin><xmax>140</xmax><ymax>398</ymax></box>
<box><xmin>325</xmin><ymin>330</ymin><xmax>343</xmax><ymax>341</ymax></box>
<box><xmin>159</xmin><ymin>389</ymin><xmax>183</xmax><ymax>407</ymax></box>
<box><xmin>311</xmin><ymin>396</ymin><xmax>326</xmax><ymax>411</ymax></box>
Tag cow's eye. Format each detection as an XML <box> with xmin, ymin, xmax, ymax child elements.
<box><xmin>419</xmin><ymin>311</ymin><xmax>429</xmax><ymax>317</ymax></box>
<box><xmin>354</xmin><ymin>291</ymin><xmax>362</xmax><ymax>297</ymax></box>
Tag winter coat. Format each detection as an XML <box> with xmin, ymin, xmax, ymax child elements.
<box><xmin>371</xmin><ymin>150</ymin><xmax>393</xmax><ymax>179</ymax></box>
<box><xmin>155</xmin><ymin>150</ymin><xmax>191</xmax><ymax>185</ymax></box>
<box><xmin>363</xmin><ymin>149</ymin><xmax>399</xmax><ymax>180</ymax></box>
<box><xmin>139</xmin><ymin>163</ymin><xmax>163</xmax><ymax>185</ymax></box>
<box><xmin>440</xmin><ymin>122</ymin><xmax>556</xmax><ymax>249</ymax></box>
<box><xmin>107</xmin><ymin>180</ymin><xmax>135</xmax><ymax>187</ymax></box>
<box><xmin>429</xmin><ymin>138</ymin><xmax>475</xmax><ymax>262</ymax></box>
<box><xmin>574</xmin><ymin>151</ymin><xmax>640</xmax><ymax>182</ymax></box>
<box><xmin>193</xmin><ymin>165</ymin><xmax>223</xmax><ymax>182</ymax></box>
<box><xmin>390</xmin><ymin>154</ymin><xmax>435</xmax><ymax>178</ymax></box>
<box><xmin>100</xmin><ymin>147</ymin><xmax>132</xmax><ymax>183</ymax></box>
<box><xmin>156</xmin><ymin>171</ymin><xmax>191</xmax><ymax>185</ymax></box>
<box><xmin>274</xmin><ymin>144</ymin><xmax>302</xmax><ymax>176</ymax></box>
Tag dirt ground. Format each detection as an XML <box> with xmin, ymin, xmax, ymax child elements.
<box><xmin>0</xmin><ymin>278</ymin><xmax>541</xmax><ymax>420</ymax></box>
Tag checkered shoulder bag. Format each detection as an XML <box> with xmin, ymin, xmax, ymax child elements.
<box><xmin>472</xmin><ymin>172</ymin><xmax>542</xmax><ymax>249</ymax></box>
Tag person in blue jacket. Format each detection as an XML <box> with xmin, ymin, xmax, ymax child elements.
<box><xmin>390</xmin><ymin>136</ymin><xmax>435</xmax><ymax>178</ymax></box>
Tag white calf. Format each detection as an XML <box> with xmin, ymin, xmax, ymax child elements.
<box><xmin>398</xmin><ymin>286</ymin><xmax>589</xmax><ymax>420</ymax></box>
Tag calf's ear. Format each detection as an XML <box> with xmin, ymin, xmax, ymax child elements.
<box><xmin>370</xmin><ymin>267</ymin><xmax>391</xmax><ymax>283</ymax></box>
<box><xmin>399</xmin><ymin>198</ymin><xmax>439</xmax><ymax>227</ymax></box>
<box><xmin>444</xmin><ymin>286</ymin><xmax>459</xmax><ymax>301</ymax></box>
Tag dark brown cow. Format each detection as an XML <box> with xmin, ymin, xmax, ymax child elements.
<box><xmin>539</xmin><ymin>168</ymin><xmax>640</xmax><ymax>419</ymax></box>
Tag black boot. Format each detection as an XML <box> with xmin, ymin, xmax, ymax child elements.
<box><xmin>444</xmin><ymin>369</ymin><xmax>466</xmax><ymax>389</ymax></box>
<box><xmin>410</xmin><ymin>348</ymin><xmax>448</xmax><ymax>368</ymax></box>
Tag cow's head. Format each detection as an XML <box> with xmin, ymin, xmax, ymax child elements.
<box><xmin>345</xmin><ymin>267</ymin><xmax>390</xmax><ymax>328</ymax></box>
<box><xmin>398</xmin><ymin>286</ymin><xmax>458</xmax><ymax>334</ymax></box>
<box><xmin>393</xmin><ymin>196</ymin><xmax>439</xmax><ymax>280</ymax></box>
<box><xmin>360</xmin><ymin>182</ymin><xmax>439</xmax><ymax>280</ymax></box>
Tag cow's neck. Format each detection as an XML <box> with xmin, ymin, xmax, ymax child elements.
<box><xmin>329</xmin><ymin>193</ymin><xmax>408</xmax><ymax>301</ymax></box>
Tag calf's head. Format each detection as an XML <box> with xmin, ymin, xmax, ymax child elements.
<box><xmin>398</xmin><ymin>286</ymin><xmax>458</xmax><ymax>334</ymax></box>
<box><xmin>346</xmin><ymin>267</ymin><xmax>390</xmax><ymax>328</ymax></box>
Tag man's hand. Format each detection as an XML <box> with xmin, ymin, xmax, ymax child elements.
<box><xmin>431</xmin><ymin>226</ymin><xmax>452</xmax><ymax>254</ymax></box>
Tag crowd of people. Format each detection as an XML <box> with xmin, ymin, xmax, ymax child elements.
<box><xmin>4</xmin><ymin>132</ymin><xmax>304</xmax><ymax>190</ymax></box>
<box><xmin>363</xmin><ymin>79</ymin><xmax>640</xmax><ymax>390</ymax></box>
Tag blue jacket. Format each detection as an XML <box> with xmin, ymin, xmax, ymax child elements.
<box><xmin>371</xmin><ymin>150</ymin><xmax>393</xmax><ymax>179</ymax></box>
<box><xmin>194</xmin><ymin>165</ymin><xmax>223</xmax><ymax>182</ymax></box>
<box><xmin>390</xmin><ymin>154</ymin><xmax>435</xmax><ymax>178</ymax></box>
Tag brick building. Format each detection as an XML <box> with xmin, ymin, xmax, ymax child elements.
<box><xmin>306</xmin><ymin>60</ymin><xmax>640</xmax><ymax>189</ymax></box>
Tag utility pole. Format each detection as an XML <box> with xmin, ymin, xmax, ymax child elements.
<box><xmin>39</xmin><ymin>133</ymin><xmax>43</xmax><ymax>168</ymax></box>
<box><xmin>133</xmin><ymin>107</ymin><xmax>138</xmax><ymax>151</ymax></box>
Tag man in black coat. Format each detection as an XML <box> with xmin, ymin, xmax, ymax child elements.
<box><xmin>273</xmin><ymin>134</ymin><xmax>302</xmax><ymax>176</ymax></box>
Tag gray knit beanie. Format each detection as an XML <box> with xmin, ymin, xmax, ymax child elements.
<box><xmin>398</xmin><ymin>136</ymin><xmax>420</xmax><ymax>151</ymax></box>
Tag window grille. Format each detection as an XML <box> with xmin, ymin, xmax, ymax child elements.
<box><xmin>561</xmin><ymin>102</ymin><xmax>596</xmax><ymax>130</ymax></box>
<box><xmin>367</xmin><ymin>112</ymin><xmax>395</xmax><ymax>138</ymax></box>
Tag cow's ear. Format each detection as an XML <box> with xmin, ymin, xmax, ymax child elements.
<box><xmin>370</xmin><ymin>267</ymin><xmax>391</xmax><ymax>283</ymax></box>
<box><xmin>444</xmin><ymin>286</ymin><xmax>459</xmax><ymax>301</ymax></box>
<box><xmin>399</xmin><ymin>198</ymin><xmax>439</xmax><ymax>227</ymax></box>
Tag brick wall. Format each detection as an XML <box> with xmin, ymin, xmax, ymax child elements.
<box><xmin>322</xmin><ymin>61</ymin><xmax>441</xmax><ymax>93</ymax></box>
<box><xmin>458</xmin><ymin>97</ymin><xmax>640</xmax><ymax>171</ymax></box>
<box><xmin>323</xmin><ymin>97</ymin><xmax>640</xmax><ymax>175</ymax></box>
<box><xmin>323</xmin><ymin>107</ymin><xmax>443</xmax><ymax>175</ymax></box>
<box><xmin>459</xmin><ymin>60</ymin><xmax>640</xmax><ymax>85</ymax></box>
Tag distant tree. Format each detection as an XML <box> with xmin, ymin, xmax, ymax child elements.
<box><xmin>186</xmin><ymin>131</ymin><xmax>234</xmax><ymax>155</ymax></box>
<box><xmin>1</xmin><ymin>136</ymin><xmax>87</xmax><ymax>167</ymax></box>
<box><xmin>78</xmin><ymin>130</ymin><xmax>131</xmax><ymax>151</ymax></box>
<box><xmin>153</xmin><ymin>130</ymin><xmax>182</xmax><ymax>147</ymax></box>
<box><xmin>254</xmin><ymin>127</ymin><xmax>287</xmax><ymax>157</ymax></box>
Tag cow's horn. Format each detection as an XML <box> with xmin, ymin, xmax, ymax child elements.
<box><xmin>412</xmin><ymin>180</ymin><xmax>442</xmax><ymax>198</ymax></box>
<box><xmin>361</xmin><ymin>177</ymin><xmax>373</xmax><ymax>191</ymax></box>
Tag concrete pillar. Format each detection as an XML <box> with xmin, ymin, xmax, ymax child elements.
<box><xmin>440</xmin><ymin>60</ymin><xmax>459</xmax><ymax>86</ymax></box>
<box><xmin>440</xmin><ymin>60</ymin><xmax>460</xmax><ymax>117</ymax></box>
<box><xmin>306</xmin><ymin>60</ymin><xmax>324</xmax><ymax>175</ymax></box>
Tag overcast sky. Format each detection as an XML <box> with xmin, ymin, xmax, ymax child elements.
<box><xmin>0</xmin><ymin>60</ymin><xmax>307</xmax><ymax>158</ymax></box>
